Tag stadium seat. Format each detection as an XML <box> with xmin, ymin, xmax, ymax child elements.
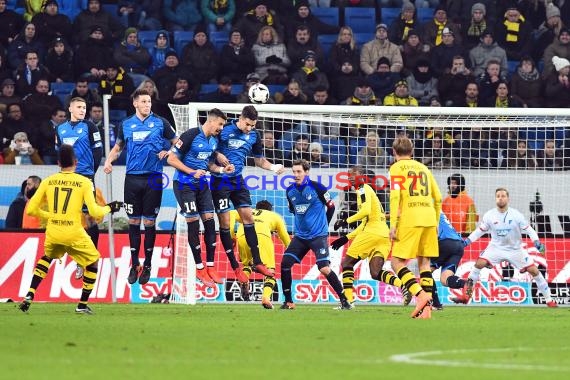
<box><xmin>527</xmin><ymin>140</ymin><xmax>544</xmax><ymax>151</ymax></box>
<box><xmin>555</xmin><ymin>128</ymin><xmax>567</xmax><ymax>142</ymax></box>
<box><xmin>109</xmin><ymin>109</ymin><xmax>127</xmax><ymax>124</ymax></box>
<box><xmin>311</xmin><ymin>7</ymin><xmax>340</xmax><ymax>26</ymax></box>
<box><xmin>266</xmin><ymin>85</ymin><xmax>285</xmax><ymax>95</ymax></box>
<box><xmin>174</xmin><ymin>31</ymin><xmax>194</xmax><ymax>56</ymax></box>
<box><xmin>138</xmin><ymin>30</ymin><xmax>159</xmax><ymax>50</ymax></box>
<box><xmin>317</xmin><ymin>137</ymin><xmax>348</xmax><ymax>167</ymax></box>
<box><xmin>353</xmin><ymin>33</ymin><xmax>374</xmax><ymax>46</ymax></box>
<box><xmin>344</xmin><ymin>8</ymin><xmax>376</xmax><ymax>33</ymax></box>
<box><xmin>417</xmin><ymin>7</ymin><xmax>434</xmax><ymax>24</ymax></box>
<box><xmin>381</xmin><ymin>8</ymin><xmax>400</xmax><ymax>26</ymax></box>
<box><xmin>209</xmin><ymin>31</ymin><xmax>228</xmax><ymax>52</ymax></box>
<box><xmin>51</xmin><ymin>82</ymin><xmax>75</xmax><ymax>104</ymax></box>
<box><xmin>507</xmin><ymin>60</ymin><xmax>519</xmax><ymax>75</ymax></box>
<box><xmin>348</xmin><ymin>137</ymin><xmax>366</xmax><ymax>165</ymax></box>
<box><xmin>59</xmin><ymin>0</ymin><xmax>83</xmax><ymax>19</ymax></box>
<box><xmin>318</xmin><ymin>34</ymin><xmax>337</xmax><ymax>58</ymax></box>
<box><xmin>102</xmin><ymin>4</ymin><xmax>118</xmax><ymax>17</ymax></box>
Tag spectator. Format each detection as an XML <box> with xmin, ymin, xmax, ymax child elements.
<box><xmin>461</xmin><ymin>2</ymin><xmax>489</xmax><ymax>51</ymax></box>
<box><xmin>7</xmin><ymin>22</ymin><xmax>44</xmax><ymax>70</ymax></box>
<box><xmin>400</xmin><ymin>29</ymin><xmax>430</xmax><ymax>76</ymax></box>
<box><xmin>476</xmin><ymin>59</ymin><xmax>507</xmax><ymax>105</ymax></box>
<box><xmin>31</xmin><ymin>0</ymin><xmax>72</xmax><ymax>46</ymax></box>
<box><xmin>291</xmin><ymin>50</ymin><xmax>329</xmax><ymax>98</ymax></box>
<box><xmin>64</xmin><ymin>77</ymin><xmax>102</xmax><ymax>109</ymax></box>
<box><xmin>219</xmin><ymin>29</ymin><xmax>255</xmax><ymax>83</ymax></box>
<box><xmin>494</xmin><ymin>6</ymin><xmax>533</xmax><ymax>61</ymax></box>
<box><xmin>75</xmin><ymin>25</ymin><xmax>113</xmax><ymax>82</ymax></box>
<box><xmin>148</xmin><ymin>30</ymin><xmax>176</xmax><ymax>76</ymax></box>
<box><xmin>430</xmin><ymin>27</ymin><xmax>466</xmax><ymax>78</ymax></box>
<box><xmin>2</xmin><ymin>131</ymin><xmax>43</xmax><ymax>164</ymax></box>
<box><xmin>543</xmin><ymin>27</ymin><xmax>570</xmax><ymax>77</ymax></box>
<box><xmin>137</xmin><ymin>0</ymin><xmax>163</xmax><ymax>31</ymax></box>
<box><xmin>163</xmin><ymin>0</ymin><xmax>202</xmax><ymax>32</ymax></box>
<box><xmin>441</xmin><ymin>173</ymin><xmax>477</xmax><ymax>234</ymax></box>
<box><xmin>22</xmin><ymin>78</ymin><xmax>62</xmax><ymax>127</ymax></box>
<box><xmin>44</xmin><ymin>37</ymin><xmax>74</xmax><ymax>83</ymax></box>
<box><xmin>537</xmin><ymin>139</ymin><xmax>564</xmax><ymax>170</ymax></box>
<box><xmin>136</xmin><ymin>78</ymin><xmax>169</xmax><ymax>118</ymax></box>
<box><xmin>23</xmin><ymin>0</ymin><xmax>44</xmax><ymax>22</ymax></box>
<box><xmin>247</xmin><ymin>130</ymin><xmax>283</xmax><ymax>166</ymax></box>
<box><xmin>342</xmin><ymin>77</ymin><xmax>381</xmax><ymax>105</ymax></box>
<box><xmin>360</xmin><ymin>23</ymin><xmax>403</xmax><ymax>75</ymax></box>
<box><xmin>406</xmin><ymin>58</ymin><xmax>438</xmax><ymax>106</ymax></box>
<box><xmin>383</xmin><ymin>79</ymin><xmax>419</xmax><ymax>106</ymax></box>
<box><xmin>36</xmin><ymin>106</ymin><xmax>65</xmax><ymax>164</ymax></box>
<box><xmin>5</xmin><ymin>176</ymin><xmax>41</xmax><ymax>229</ymax></box>
<box><xmin>438</xmin><ymin>55</ymin><xmax>475</xmax><ymax>106</ymax></box>
<box><xmin>275</xmin><ymin>79</ymin><xmax>307</xmax><ymax>104</ymax></box>
<box><xmin>14</xmin><ymin>50</ymin><xmax>51</xmax><ymax>97</ymax></box>
<box><xmin>422</xmin><ymin>134</ymin><xmax>452</xmax><ymax>168</ymax></box>
<box><xmin>181</xmin><ymin>24</ymin><xmax>219</xmax><ymax>84</ymax></box>
<box><xmin>287</xmin><ymin>25</ymin><xmax>324</xmax><ymax>73</ymax></box>
<box><xmin>448</xmin><ymin>0</ymin><xmax>497</xmax><ymax>27</ymax></box>
<box><xmin>389</xmin><ymin>2</ymin><xmax>420</xmax><ymax>46</ymax></box>
<box><xmin>88</xmin><ymin>102</ymin><xmax>116</xmax><ymax>152</ymax></box>
<box><xmin>200</xmin><ymin>76</ymin><xmax>237</xmax><ymax>103</ymax></box>
<box><xmin>357</xmin><ymin>130</ymin><xmax>390</xmax><ymax>169</ymax></box>
<box><xmin>510</xmin><ymin>56</ymin><xmax>543</xmax><ymax>108</ymax></box>
<box><xmin>483</xmin><ymin>80</ymin><xmax>525</xmax><ymax>108</ymax></box>
<box><xmin>469</xmin><ymin>30</ymin><xmax>509</xmax><ymax>77</ymax></box>
<box><xmin>236</xmin><ymin>72</ymin><xmax>266</xmax><ymax>103</ymax></box>
<box><xmin>422</xmin><ymin>5</ymin><xmax>462</xmax><ymax>49</ymax></box>
<box><xmin>506</xmin><ymin>140</ymin><xmax>537</xmax><ymax>169</ymax></box>
<box><xmin>251</xmin><ymin>25</ymin><xmax>290</xmax><ymax>84</ymax></box>
<box><xmin>235</xmin><ymin>0</ymin><xmax>284</xmax><ymax>48</ymax></box>
<box><xmin>543</xmin><ymin>55</ymin><xmax>570</xmax><ymax>108</ymax></box>
<box><xmin>285</xmin><ymin>134</ymin><xmax>310</xmax><ymax>166</ymax></box>
<box><xmin>167</xmin><ymin>76</ymin><xmax>196</xmax><ymax>105</ymax></box>
<box><xmin>330</xmin><ymin>59</ymin><xmax>361</xmax><ymax>102</ymax></box>
<box><xmin>201</xmin><ymin>0</ymin><xmax>235</xmax><ymax>35</ymax></box>
<box><xmin>308</xmin><ymin>141</ymin><xmax>329</xmax><ymax>168</ymax></box>
<box><xmin>114</xmin><ymin>27</ymin><xmax>151</xmax><ymax>76</ymax></box>
<box><xmin>330</xmin><ymin>26</ymin><xmax>360</xmax><ymax>75</ymax></box>
<box><xmin>3</xmin><ymin>104</ymin><xmax>33</xmax><ymax>144</ymax></box>
<box><xmin>533</xmin><ymin>3</ymin><xmax>564</xmax><ymax>62</ymax></box>
<box><xmin>98</xmin><ymin>60</ymin><xmax>136</xmax><ymax>110</ymax></box>
<box><xmin>366</xmin><ymin>56</ymin><xmax>400</xmax><ymax>101</ymax></box>
<box><xmin>0</xmin><ymin>78</ymin><xmax>21</xmax><ymax>113</ymax></box>
<box><xmin>73</xmin><ymin>0</ymin><xmax>125</xmax><ymax>46</ymax></box>
<box><xmin>453</xmin><ymin>81</ymin><xmax>480</xmax><ymax>107</ymax></box>
<box><xmin>284</xmin><ymin>0</ymin><xmax>339</xmax><ymax>43</ymax></box>
<box><xmin>0</xmin><ymin>0</ymin><xmax>24</xmax><ymax>49</ymax></box>
<box><xmin>310</xmin><ymin>86</ymin><xmax>337</xmax><ymax>105</ymax></box>
<box><xmin>152</xmin><ymin>51</ymin><xmax>195</xmax><ymax>101</ymax></box>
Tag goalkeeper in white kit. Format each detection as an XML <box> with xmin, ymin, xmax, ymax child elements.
<box><xmin>454</xmin><ymin>187</ymin><xmax>557</xmax><ymax>307</ymax></box>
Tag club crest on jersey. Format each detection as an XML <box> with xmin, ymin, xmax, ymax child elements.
<box><xmin>245</xmin><ymin>134</ymin><xmax>250</xmax><ymax>140</ymax></box>
<box><xmin>228</xmin><ymin>139</ymin><xmax>246</xmax><ymax>148</ymax></box>
<box><xmin>77</xmin><ymin>128</ymin><xmax>83</xmax><ymax>134</ymax></box>
<box><xmin>149</xmin><ymin>122</ymin><xmax>154</xmax><ymax>128</ymax></box>
<box><xmin>319</xmin><ymin>248</ymin><xmax>326</xmax><ymax>255</ymax></box>
<box><xmin>306</xmin><ymin>194</ymin><xmax>312</xmax><ymax>200</ymax></box>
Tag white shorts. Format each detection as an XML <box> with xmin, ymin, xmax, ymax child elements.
<box><xmin>479</xmin><ymin>246</ymin><xmax>535</xmax><ymax>272</ymax></box>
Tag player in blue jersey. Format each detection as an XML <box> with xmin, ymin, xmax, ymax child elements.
<box><xmin>103</xmin><ymin>89</ymin><xmax>177</xmax><ymax>285</ymax></box>
<box><xmin>280</xmin><ymin>159</ymin><xmax>352</xmax><ymax>310</ymax></box>
<box><xmin>56</xmin><ymin>97</ymin><xmax>104</xmax><ymax>279</ymax></box>
<box><xmin>211</xmin><ymin>105</ymin><xmax>285</xmax><ymax>279</ymax></box>
<box><xmin>167</xmin><ymin>108</ymin><xmax>249</xmax><ymax>287</ymax></box>
<box><xmin>430</xmin><ymin>212</ymin><xmax>467</xmax><ymax>310</ymax></box>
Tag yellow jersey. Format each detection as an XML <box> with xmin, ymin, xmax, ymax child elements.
<box><xmin>27</xmin><ymin>171</ymin><xmax>111</xmax><ymax>240</ymax></box>
<box><xmin>230</xmin><ymin>209</ymin><xmax>291</xmax><ymax>247</ymax></box>
<box><xmin>346</xmin><ymin>183</ymin><xmax>390</xmax><ymax>240</ymax></box>
<box><xmin>389</xmin><ymin>158</ymin><xmax>442</xmax><ymax>229</ymax></box>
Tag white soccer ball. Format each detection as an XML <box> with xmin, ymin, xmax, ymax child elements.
<box><xmin>248</xmin><ymin>83</ymin><xmax>270</xmax><ymax>104</ymax></box>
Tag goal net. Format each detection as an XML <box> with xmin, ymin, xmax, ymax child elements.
<box><xmin>169</xmin><ymin>103</ymin><xmax>570</xmax><ymax>306</ymax></box>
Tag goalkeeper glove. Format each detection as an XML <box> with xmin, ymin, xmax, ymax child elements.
<box><xmin>462</xmin><ymin>238</ymin><xmax>471</xmax><ymax>247</ymax></box>
<box><xmin>107</xmin><ymin>201</ymin><xmax>123</xmax><ymax>213</ymax></box>
<box><xmin>534</xmin><ymin>240</ymin><xmax>545</xmax><ymax>254</ymax></box>
<box><xmin>331</xmin><ymin>236</ymin><xmax>349</xmax><ymax>250</ymax></box>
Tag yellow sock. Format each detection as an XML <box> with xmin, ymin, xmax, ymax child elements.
<box><xmin>342</xmin><ymin>268</ymin><xmax>355</xmax><ymax>303</ymax></box>
<box><xmin>397</xmin><ymin>267</ymin><xmax>423</xmax><ymax>296</ymax></box>
<box><xmin>420</xmin><ymin>270</ymin><xmax>434</xmax><ymax>299</ymax></box>
<box><xmin>243</xmin><ymin>266</ymin><xmax>252</xmax><ymax>278</ymax></box>
<box><xmin>262</xmin><ymin>276</ymin><xmax>276</xmax><ymax>299</ymax></box>
<box><xmin>379</xmin><ymin>270</ymin><xmax>402</xmax><ymax>287</ymax></box>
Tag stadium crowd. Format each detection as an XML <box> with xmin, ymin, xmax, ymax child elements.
<box><xmin>0</xmin><ymin>0</ymin><xmax>570</xmax><ymax>169</ymax></box>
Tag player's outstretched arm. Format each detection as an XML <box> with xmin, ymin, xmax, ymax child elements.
<box><xmin>83</xmin><ymin>182</ymin><xmax>113</xmax><ymax>219</ymax></box>
<box><xmin>26</xmin><ymin>181</ymin><xmax>51</xmax><ymax>220</ymax></box>
<box><xmin>253</xmin><ymin>156</ymin><xmax>284</xmax><ymax>174</ymax></box>
<box><xmin>103</xmin><ymin>143</ymin><xmax>124</xmax><ymax>174</ymax></box>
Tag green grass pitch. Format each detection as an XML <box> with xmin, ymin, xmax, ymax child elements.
<box><xmin>2</xmin><ymin>303</ymin><xmax>570</xmax><ymax>380</ymax></box>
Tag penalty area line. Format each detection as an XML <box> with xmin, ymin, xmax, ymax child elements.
<box><xmin>389</xmin><ymin>347</ymin><xmax>570</xmax><ymax>372</ymax></box>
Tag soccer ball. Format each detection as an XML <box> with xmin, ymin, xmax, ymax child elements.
<box><xmin>248</xmin><ymin>83</ymin><xmax>270</xmax><ymax>104</ymax></box>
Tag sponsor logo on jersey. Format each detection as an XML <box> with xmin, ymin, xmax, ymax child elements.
<box><xmin>133</xmin><ymin>131</ymin><xmax>151</xmax><ymax>141</ymax></box>
<box><xmin>62</xmin><ymin>137</ymin><xmax>78</xmax><ymax>145</ymax></box>
<box><xmin>197</xmin><ymin>152</ymin><xmax>211</xmax><ymax>160</ymax></box>
<box><xmin>93</xmin><ymin>132</ymin><xmax>101</xmax><ymax>141</ymax></box>
<box><xmin>228</xmin><ymin>139</ymin><xmax>246</xmax><ymax>149</ymax></box>
<box><xmin>295</xmin><ymin>204</ymin><xmax>309</xmax><ymax>214</ymax></box>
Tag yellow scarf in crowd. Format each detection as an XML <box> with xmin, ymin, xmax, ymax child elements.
<box><xmin>504</xmin><ymin>14</ymin><xmax>525</xmax><ymax>43</ymax></box>
<box><xmin>434</xmin><ymin>19</ymin><xmax>446</xmax><ymax>46</ymax></box>
<box><xmin>495</xmin><ymin>97</ymin><xmax>508</xmax><ymax>108</ymax></box>
<box><xmin>213</xmin><ymin>0</ymin><xmax>228</xmax><ymax>13</ymax></box>
<box><xmin>402</xmin><ymin>18</ymin><xmax>415</xmax><ymax>41</ymax></box>
<box><xmin>247</xmin><ymin>9</ymin><xmax>274</xmax><ymax>26</ymax></box>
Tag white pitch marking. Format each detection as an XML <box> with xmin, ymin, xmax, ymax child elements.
<box><xmin>389</xmin><ymin>347</ymin><xmax>570</xmax><ymax>372</ymax></box>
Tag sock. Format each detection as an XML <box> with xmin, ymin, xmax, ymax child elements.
<box><xmin>446</xmin><ymin>275</ymin><xmax>465</xmax><ymax>289</ymax></box>
<box><xmin>187</xmin><ymin>220</ymin><xmax>203</xmax><ymax>265</ymax></box>
<box><xmin>325</xmin><ymin>271</ymin><xmax>345</xmax><ymax>299</ymax></box>
<box><xmin>26</xmin><ymin>256</ymin><xmax>53</xmax><ymax>300</ymax></box>
<box><xmin>244</xmin><ymin>223</ymin><xmax>262</xmax><ymax>265</ymax></box>
<box><xmin>243</xmin><ymin>266</ymin><xmax>252</xmax><ymax>278</ymax></box>
<box><xmin>379</xmin><ymin>269</ymin><xmax>403</xmax><ymax>287</ymax></box>
<box><xmin>143</xmin><ymin>224</ymin><xmax>156</xmax><ymax>267</ymax></box>
<box><xmin>420</xmin><ymin>270</ymin><xmax>434</xmax><ymax>298</ymax></box>
<box><xmin>432</xmin><ymin>281</ymin><xmax>442</xmax><ymax>307</ymax></box>
<box><xmin>78</xmin><ymin>262</ymin><xmax>98</xmax><ymax>308</ymax></box>
<box><xmin>341</xmin><ymin>267</ymin><xmax>354</xmax><ymax>303</ymax></box>
<box><xmin>219</xmin><ymin>228</ymin><xmax>239</xmax><ymax>269</ymax></box>
<box><xmin>397</xmin><ymin>267</ymin><xmax>423</xmax><ymax>296</ymax></box>
<box><xmin>262</xmin><ymin>275</ymin><xmax>276</xmax><ymax>300</ymax></box>
<box><xmin>470</xmin><ymin>267</ymin><xmax>482</xmax><ymax>283</ymax></box>
<box><xmin>203</xmin><ymin>218</ymin><xmax>217</xmax><ymax>263</ymax></box>
<box><xmin>128</xmin><ymin>224</ymin><xmax>141</xmax><ymax>266</ymax></box>
<box><xmin>533</xmin><ymin>273</ymin><xmax>553</xmax><ymax>302</ymax></box>
<box><xmin>86</xmin><ymin>224</ymin><xmax>99</xmax><ymax>247</ymax></box>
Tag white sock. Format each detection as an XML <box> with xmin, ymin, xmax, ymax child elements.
<box><xmin>470</xmin><ymin>267</ymin><xmax>481</xmax><ymax>283</ymax></box>
<box><xmin>196</xmin><ymin>263</ymin><xmax>204</xmax><ymax>270</ymax></box>
<box><xmin>533</xmin><ymin>273</ymin><xmax>553</xmax><ymax>302</ymax></box>
<box><xmin>207</xmin><ymin>262</ymin><xmax>214</xmax><ymax>267</ymax></box>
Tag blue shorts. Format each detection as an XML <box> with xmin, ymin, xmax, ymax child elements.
<box><xmin>283</xmin><ymin>236</ymin><xmax>330</xmax><ymax>266</ymax></box>
<box><xmin>431</xmin><ymin>239</ymin><xmax>464</xmax><ymax>273</ymax></box>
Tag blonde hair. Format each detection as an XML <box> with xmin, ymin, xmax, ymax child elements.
<box><xmin>336</xmin><ymin>26</ymin><xmax>356</xmax><ymax>50</ymax></box>
<box><xmin>137</xmin><ymin>79</ymin><xmax>159</xmax><ymax>99</ymax></box>
<box><xmin>256</xmin><ymin>26</ymin><xmax>279</xmax><ymax>45</ymax></box>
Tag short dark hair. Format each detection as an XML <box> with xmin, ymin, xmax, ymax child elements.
<box><xmin>28</xmin><ymin>175</ymin><xmax>42</xmax><ymax>185</ymax></box>
<box><xmin>495</xmin><ymin>187</ymin><xmax>509</xmax><ymax>197</ymax></box>
<box><xmin>91</xmin><ymin>101</ymin><xmax>103</xmax><ymax>109</ymax></box>
<box><xmin>241</xmin><ymin>105</ymin><xmax>258</xmax><ymax>121</ymax></box>
<box><xmin>52</xmin><ymin>107</ymin><xmax>65</xmax><ymax>116</ymax></box>
<box><xmin>292</xmin><ymin>159</ymin><xmax>310</xmax><ymax>171</ymax></box>
<box><xmin>132</xmin><ymin>88</ymin><xmax>151</xmax><ymax>101</ymax></box>
<box><xmin>256</xmin><ymin>200</ymin><xmax>273</xmax><ymax>211</ymax></box>
<box><xmin>58</xmin><ymin>144</ymin><xmax>76</xmax><ymax>168</ymax></box>
<box><xmin>208</xmin><ymin>108</ymin><xmax>227</xmax><ymax>121</ymax></box>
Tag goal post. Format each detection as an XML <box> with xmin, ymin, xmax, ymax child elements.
<box><xmin>168</xmin><ymin>103</ymin><xmax>570</xmax><ymax>306</ymax></box>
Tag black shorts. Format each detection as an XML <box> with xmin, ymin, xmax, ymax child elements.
<box><xmin>124</xmin><ymin>174</ymin><xmax>163</xmax><ymax>219</ymax></box>
<box><xmin>431</xmin><ymin>239</ymin><xmax>464</xmax><ymax>273</ymax></box>
<box><xmin>173</xmin><ymin>180</ymin><xmax>215</xmax><ymax>217</ymax></box>
<box><xmin>283</xmin><ymin>236</ymin><xmax>330</xmax><ymax>267</ymax></box>
<box><xmin>210</xmin><ymin>175</ymin><xmax>252</xmax><ymax>213</ymax></box>
<box><xmin>79</xmin><ymin>174</ymin><xmax>95</xmax><ymax>213</ymax></box>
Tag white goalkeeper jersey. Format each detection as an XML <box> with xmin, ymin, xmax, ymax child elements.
<box><xmin>470</xmin><ymin>207</ymin><xmax>539</xmax><ymax>252</ymax></box>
